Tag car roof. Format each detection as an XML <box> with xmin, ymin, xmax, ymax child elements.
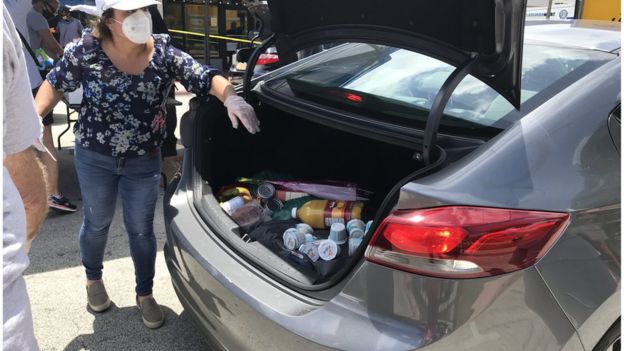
<box><xmin>525</xmin><ymin>20</ymin><xmax>621</xmax><ymax>52</ymax></box>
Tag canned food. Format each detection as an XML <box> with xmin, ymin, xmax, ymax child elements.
<box><xmin>266</xmin><ymin>198</ymin><xmax>284</xmax><ymax>212</ymax></box>
<box><xmin>257</xmin><ymin>182</ymin><xmax>276</xmax><ymax>200</ymax></box>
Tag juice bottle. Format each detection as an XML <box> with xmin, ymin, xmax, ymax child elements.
<box><xmin>291</xmin><ymin>200</ymin><xmax>364</xmax><ymax>229</ymax></box>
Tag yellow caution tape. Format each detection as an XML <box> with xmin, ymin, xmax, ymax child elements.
<box><xmin>169</xmin><ymin>29</ymin><xmax>262</xmax><ymax>44</ymax></box>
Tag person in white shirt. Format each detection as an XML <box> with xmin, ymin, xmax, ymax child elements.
<box><xmin>3</xmin><ymin>3</ymin><xmax>49</xmax><ymax>350</ymax></box>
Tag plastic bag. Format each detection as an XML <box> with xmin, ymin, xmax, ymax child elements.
<box><xmin>237</xmin><ymin>178</ymin><xmax>371</xmax><ymax>201</ymax></box>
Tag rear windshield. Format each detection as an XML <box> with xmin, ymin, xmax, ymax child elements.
<box><xmin>262</xmin><ymin>42</ymin><xmax>616</xmax><ymax>135</ymax></box>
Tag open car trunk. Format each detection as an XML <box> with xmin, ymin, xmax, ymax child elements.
<box><xmin>188</xmin><ymin>96</ymin><xmax>484</xmax><ymax>287</ymax></box>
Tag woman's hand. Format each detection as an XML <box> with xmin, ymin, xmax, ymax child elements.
<box><xmin>223</xmin><ymin>95</ymin><xmax>261</xmax><ymax>134</ymax></box>
<box><xmin>209</xmin><ymin>75</ymin><xmax>260</xmax><ymax>134</ymax></box>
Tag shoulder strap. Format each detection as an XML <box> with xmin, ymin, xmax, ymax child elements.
<box><xmin>16</xmin><ymin>29</ymin><xmax>41</xmax><ymax>67</ymax></box>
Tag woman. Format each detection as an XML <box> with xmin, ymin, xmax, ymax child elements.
<box><xmin>34</xmin><ymin>0</ymin><xmax>260</xmax><ymax>329</ymax></box>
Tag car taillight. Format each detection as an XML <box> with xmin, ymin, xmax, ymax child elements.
<box><xmin>365</xmin><ymin>206</ymin><xmax>569</xmax><ymax>278</ymax></box>
<box><xmin>256</xmin><ymin>53</ymin><xmax>279</xmax><ymax>66</ymax></box>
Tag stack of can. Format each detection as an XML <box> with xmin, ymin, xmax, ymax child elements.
<box><xmin>257</xmin><ymin>182</ymin><xmax>285</xmax><ymax>221</ymax></box>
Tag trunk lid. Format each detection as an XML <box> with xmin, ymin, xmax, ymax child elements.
<box><xmin>266</xmin><ymin>0</ymin><xmax>527</xmax><ymax>108</ymax></box>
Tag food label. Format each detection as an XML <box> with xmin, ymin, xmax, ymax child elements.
<box><xmin>323</xmin><ymin>201</ymin><xmax>362</xmax><ymax>227</ymax></box>
<box><xmin>276</xmin><ymin>190</ymin><xmax>308</xmax><ymax>201</ymax></box>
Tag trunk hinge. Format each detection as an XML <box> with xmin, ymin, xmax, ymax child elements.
<box><xmin>243</xmin><ymin>33</ymin><xmax>277</xmax><ymax>101</ymax></box>
<box><xmin>422</xmin><ymin>56</ymin><xmax>479</xmax><ymax>165</ymax></box>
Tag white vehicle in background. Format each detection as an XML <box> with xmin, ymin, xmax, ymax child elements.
<box><xmin>526</xmin><ymin>0</ymin><xmax>575</xmax><ymax>20</ymax></box>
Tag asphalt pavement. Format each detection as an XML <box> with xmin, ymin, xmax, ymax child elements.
<box><xmin>23</xmin><ymin>87</ymin><xmax>213</xmax><ymax>351</ymax></box>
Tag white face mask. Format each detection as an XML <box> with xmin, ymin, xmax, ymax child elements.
<box><xmin>113</xmin><ymin>10</ymin><xmax>152</xmax><ymax>44</ymax></box>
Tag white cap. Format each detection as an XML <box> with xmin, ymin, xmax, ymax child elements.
<box><xmin>291</xmin><ymin>207</ymin><xmax>298</xmax><ymax>219</ymax></box>
<box><xmin>69</xmin><ymin>0</ymin><xmax>160</xmax><ymax>17</ymax></box>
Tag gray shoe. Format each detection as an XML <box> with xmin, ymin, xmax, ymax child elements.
<box><xmin>86</xmin><ymin>280</ymin><xmax>111</xmax><ymax>312</ymax></box>
<box><xmin>136</xmin><ymin>295</ymin><xmax>165</xmax><ymax>329</ymax></box>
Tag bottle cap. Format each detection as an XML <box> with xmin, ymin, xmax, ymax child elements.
<box><xmin>291</xmin><ymin>207</ymin><xmax>298</xmax><ymax>219</ymax></box>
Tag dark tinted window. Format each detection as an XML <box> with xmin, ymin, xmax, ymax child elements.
<box><xmin>263</xmin><ymin>42</ymin><xmax>615</xmax><ymax>135</ymax></box>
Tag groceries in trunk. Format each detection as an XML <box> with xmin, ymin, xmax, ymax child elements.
<box><xmin>217</xmin><ymin>175</ymin><xmax>375</xmax><ymax>278</ymax></box>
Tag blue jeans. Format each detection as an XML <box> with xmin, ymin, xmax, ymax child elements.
<box><xmin>74</xmin><ymin>145</ymin><xmax>162</xmax><ymax>296</ymax></box>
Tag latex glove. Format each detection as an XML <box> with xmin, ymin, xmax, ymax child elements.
<box><xmin>223</xmin><ymin>95</ymin><xmax>260</xmax><ymax>134</ymax></box>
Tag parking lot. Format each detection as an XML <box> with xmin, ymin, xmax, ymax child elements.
<box><xmin>6</xmin><ymin>0</ymin><xmax>620</xmax><ymax>348</ymax></box>
<box><xmin>23</xmin><ymin>87</ymin><xmax>213</xmax><ymax>351</ymax></box>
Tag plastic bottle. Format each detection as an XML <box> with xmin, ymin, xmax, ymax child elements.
<box><xmin>291</xmin><ymin>200</ymin><xmax>364</xmax><ymax>229</ymax></box>
<box><xmin>271</xmin><ymin>196</ymin><xmax>316</xmax><ymax>221</ymax></box>
<box><xmin>220</xmin><ymin>196</ymin><xmax>246</xmax><ymax>215</ymax></box>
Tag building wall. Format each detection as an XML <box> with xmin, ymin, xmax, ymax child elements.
<box><xmin>162</xmin><ymin>0</ymin><xmax>250</xmax><ymax>70</ymax></box>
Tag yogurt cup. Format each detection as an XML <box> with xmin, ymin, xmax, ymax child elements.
<box><xmin>304</xmin><ymin>233</ymin><xmax>317</xmax><ymax>243</ymax></box>
<box><xmin>349</xmin><ymin>228</ymin><xmax>365</xmax><ymax>239</ymax></box>
<box><xmin>346</xmin><ymin>219</ymin><xmax>366</xmax><ymax>233</ymax></box>
<box><xmin>283</xmin><ymin>228</ymin><xmax>305</xmax><ymax>250</ymax></box>
<box><xmin>298</xmin><ymin>243</ymin><xmax>320</xmax><ymax>262</ymax></box>
<box><xmin>318</xmin><ymin>240</ymin><xmax>340</xmax><ymax>261</ymax></box>
<box><xmin>348</xmin><ymin>237</ymin><xmax>363</xmax><ymax>256</ymax></box>
<box><xmin>296</xmin><ymin>223</ymin><xmax>314</xmax><ymax>235</ymax></box>
<box><xmin>365</xmin><ymin>220</ymin><xmax>374</xmax><ymax>234</ymax></box>
<box><xmin>328</xmin><ymin>222</ymin><xmax>347</xmax><ymax>244</ymax></box>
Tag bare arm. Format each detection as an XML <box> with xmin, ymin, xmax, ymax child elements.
<box><xmin>4</xmin><ymin>147</ymin><xmax>48</xmax><ymax>241</ymax></box>
<box><xmin>34</xmin><ymin>80</ymin><xmax>64</xmax><ymax>118</ymax></box>
<box><xmin>37</xmin><ymin>28</ymin><xmax>63</xmax><ymax>59</ymax></box>
<box><xmin>208</xmin><ymin>74</ymin><xmax>237</xmax><ymax>102</ymax></box>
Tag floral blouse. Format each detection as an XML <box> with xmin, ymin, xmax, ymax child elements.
<box><xmin>47</xmin><ymin>29</ymin><xmax>222</xmax><ymax>157</ymax></box>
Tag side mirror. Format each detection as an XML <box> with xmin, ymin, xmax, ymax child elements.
<box><xmin>236</xmin><ymin>48</ymin><xmax>252</xmax><ymax>63</ymax></box>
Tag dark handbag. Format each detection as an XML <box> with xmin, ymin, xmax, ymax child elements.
<box><xmin>16</xmin><ymin>29</ymin><xmax>49</xmax><ymax>80</ymax></box>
